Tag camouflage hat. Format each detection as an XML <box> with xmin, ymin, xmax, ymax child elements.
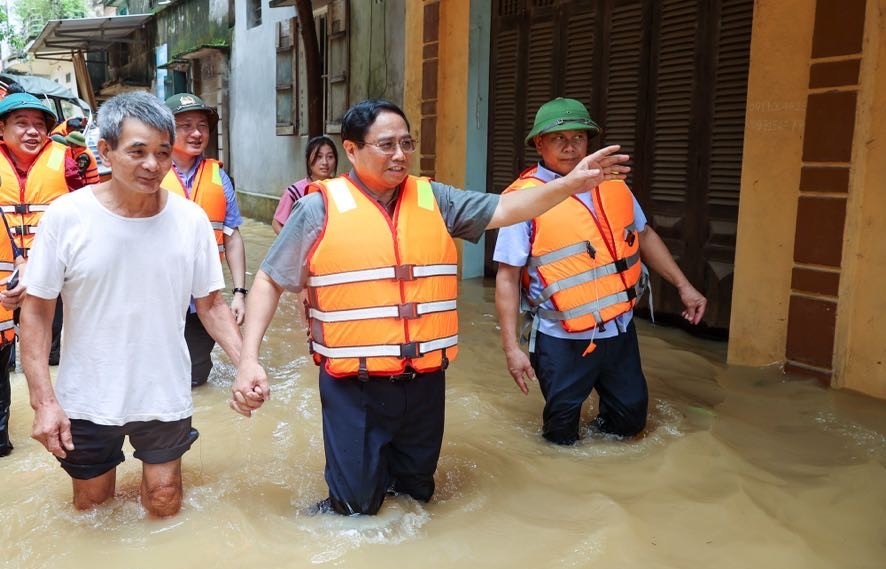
<box><xmin>66</xmin><ymin>131</ymin><xmax>87</xmax><ymax>147</ymax></box>
<box><xmin>525</xmin><ymin>97</ymin><xmax>599</xmax><ymax>147</ymax></box>
<box><xmin>0</xmin><ymin>92</ymin><xmax>58</xmax><ymax>130</ymax></box>
<box><xmin>165</xmin><ymin>92</ymin><xmax>218</xmax><ymax>131</ymax></box>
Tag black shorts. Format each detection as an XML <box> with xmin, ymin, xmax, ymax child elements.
<box><xmin>57</xmin><ymin>417</ymin><xmax>199</xmax><ymax>480</ymax></box>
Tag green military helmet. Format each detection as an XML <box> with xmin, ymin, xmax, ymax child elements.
<box><xmin>165</xmin><ymin>92</ymin><xmax>219</xmax><ymax>131</ymax></box>
<box><xmin>525</xmin><ymin>97</ymin><xmax>599</xmax><ymax>147</ymax></box>
<box><xmin>0</xmin><ymin>92</ymin><xmax>58</xmax><ymax>131</ymax></box>
<box><xmin>65</xmin><ymin>131</ymin><xmax>87</xmax><ymax>147</ymax></box>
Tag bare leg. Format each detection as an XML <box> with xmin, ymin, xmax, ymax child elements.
<box><xmin>140</xmin><ymin>459</ymin><xmax>183</xmax><ymax>518</ymax></box>
<box><xmin>72</xmin><ymin>469</ymin><xmax>116</xmax><ymax>510</ymax></box>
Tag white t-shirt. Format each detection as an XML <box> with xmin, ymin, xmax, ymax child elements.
<box><xmin>24</xmin><ymin>187</ymin><xmax>225</xmax><ymax>425</ymax></box>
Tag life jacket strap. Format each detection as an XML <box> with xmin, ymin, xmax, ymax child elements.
<box><xmin>309</xmin><ymin>299</ymin><xmax>457</xmax><ymax>323</ymax></box>
<box><xmin>0</xmin><ymin>204</ymin><xmax>49</xmax><ymax>214</ymax></box>
<box><xmin>9</xmin><ymin>225</ymin><xmax>37</xmax><ymax>236</ymax></box>
<box><xmin>307</xmin><ymin>263</ymin><xmax>458</xmax><ymax>287</ymax></box>
<box><xmin>527</xmin><ymin>240</ymin><xmax>596</xmax><ymax>268</ymax></box>
<box><xmin>527</xmin><ymin>251</ymin><xmax>641</xmax><ymax>307</ymax></box>
<box><xmin>310</xmin><ymin>334</ymin><xmax>458</xmax><ymax>359</ymax></box>
<box><xmin>536</xmin><ymin>282</ymin><xmax>643</xmax><ymax>324</ymax></box>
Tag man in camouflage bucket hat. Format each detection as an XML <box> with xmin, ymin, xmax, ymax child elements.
<box><xmin>163</xmin><ymin>93</ymin><xmax>246</xmax><ymax>388</ymax></box>
<box><xmin>494</xmin><ymin>97</ymin><xmax>707</xmax><ymax>445</ymax></box>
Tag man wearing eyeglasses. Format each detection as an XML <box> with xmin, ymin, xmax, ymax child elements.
<box><xmin>233</xmin><ymin>98</ymin><xmax>630</xmax><ymax>516</ymax></box>
<box><xmin>494</xmin><ymin>98</ymin><xmax>707</xmax><ymax>446</ymax></box>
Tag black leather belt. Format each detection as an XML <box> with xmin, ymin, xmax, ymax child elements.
<box><xmin>359</xmin><ymin>369</ymin><xmax>418</xmax><ymax>383</ymax></box>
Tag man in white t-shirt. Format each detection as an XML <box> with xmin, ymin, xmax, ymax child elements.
<box><xmin>19</xmin><ymin>91</ymin><xmax>241</xmax><ymax>518</ymax></box>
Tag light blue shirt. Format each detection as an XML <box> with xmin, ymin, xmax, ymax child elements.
<box><xmin>493</xmin><ymin>163</ymin><xmax>647</xmax><ymax>340</ymax></box>
<box><xmin>172</xmin><ymin>156</ymin><xmax>243</xmax><ymax>232</ymax></box>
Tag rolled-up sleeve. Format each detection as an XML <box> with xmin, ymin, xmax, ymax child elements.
<box><xmin>431</xmin><ymin>181</ymin><xmax>500</xmax><ymax>243</ymax></box>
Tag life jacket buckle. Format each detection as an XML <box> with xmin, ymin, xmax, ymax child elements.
<box><xmin>398</xmin><ymin>302</ymin><xmax>419</xmax><ymax>319</ymax></box>
<box><xmin>400</xmin><ymin>342</ymin><xmax>420</xmax><ymax>358</ymax></box>
<box><xmin>13</xmin><ymin>204</ymin><xmax>29</xmax><ymax>214</ymax></box>
<box><xmin>625</xmin><ymin>230</ymin><xmax>636</xmax><ymax>247</ymax></box>
<box><xmin>394</xmin><ymin>264</ymin><xmax>416</xmax><ymax>281</ymax></box>
<box><xmin>585</xmin><ymin>241</ymin><xmax>596</xmax><ymax>259</ymax></box>
<box><xmin>614</xmin><ymin>258</ymin><xmax>629</xmax><ymax>273</ymax></box>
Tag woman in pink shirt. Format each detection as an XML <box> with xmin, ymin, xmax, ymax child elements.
<box><xmin>272</xmin><ymin>135</ymin><xmax>338</xmax><ymax>234</ymax></box>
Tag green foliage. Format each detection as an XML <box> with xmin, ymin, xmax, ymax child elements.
<box><xmin>7</xmin><ymin>0</ymin><xmax>88</xmax><ymax>50</ymax></box>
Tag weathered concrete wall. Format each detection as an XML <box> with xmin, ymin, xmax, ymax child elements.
<box><xmin>229</xmin><ymin>1</ymin><xmax>300</xmax><ymax>215</ymax></box>
<box><xmin>154</xmin><ymin>0</ymin><xmax>232</xmax><ymax>59</ymax></box>
<box><xmin>231</xmin><ymin>0</ymin><xmax>407</xmax><ymax>222</ymax></box>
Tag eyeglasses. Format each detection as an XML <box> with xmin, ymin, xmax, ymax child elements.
<box><xmin>545</xmin><ymin>133</ymin><xmax>588</xmax><ymax>148</ymax></box>
<box><xmin>175</xmin><ymin>122</ymin><xmax>209</xmax><ymax>132</ymax></box>
<box><xmin>358</xmin><ymin>137</ymin><xmax>418</xmax><ymax>154</ymax></box>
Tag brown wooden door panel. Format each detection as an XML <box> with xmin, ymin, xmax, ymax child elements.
<box><xmin>486</xmin><ymin>0</ymin><xmax>753</xmax><ymax>334</ymax></box>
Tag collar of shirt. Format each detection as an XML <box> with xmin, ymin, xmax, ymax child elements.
<box><xmin>172</xmin><ymin>155</ymin><xmax>205</xmax><ymax>194</ymax></box>
<box><xmin>347</xmin><ymin>170</ymin><xmax>401</xmax><ymax>213</ymax></box>
<box><xmin>533</xmin><ymin>161</ymin><xmax>562</xmax><ymax>183</ymax></box>
<box><xmin>535</xmin><ymin>161</ymin><xmax>595</xmax><ymax>210</ymax></box>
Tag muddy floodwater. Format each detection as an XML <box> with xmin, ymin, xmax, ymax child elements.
<box><xmin>2</xmin><ymin>218</ymin><xmax>884</xmax><ymax>569</ymax></box>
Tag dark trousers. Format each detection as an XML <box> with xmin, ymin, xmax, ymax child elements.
<box><xmin>184</xmin><ymin>311</ymin><xmax>215</xmax><ymax>387</ymax></box>
<box><xmin>1</xmin><ymin>343</ymin><xmax>14</xmax><ymax>455</ymax></box>
<box><xmin>530</xmin><ymin>321</ymin><xmax>648</xmax><ymax>445</ymax></box>
<box><xmin>319</xmin><ymin>367</ymin><xmax>446</xmax><ymax>515</ymax></box>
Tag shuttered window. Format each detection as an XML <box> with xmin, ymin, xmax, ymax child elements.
<box><xmin>275</xmin><ymin>18</ymin><xmax>298</xmax><ymax>135</ymax></box>
<box><xmin>602</xmin><ymin>1</ymin><xmax>643</xmax><ymax>187</ymax></box>
<box><xmin>487</xmin><ymin>0</ymin><xmax>754</xmax><ymax>331</ymax></box>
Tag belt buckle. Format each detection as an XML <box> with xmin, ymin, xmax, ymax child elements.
<box><xmin>389</xmin><ymin>369</ymin><xmax>417</xmax><ymax>383</ymax></box>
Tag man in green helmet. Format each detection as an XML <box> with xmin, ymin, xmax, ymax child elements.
<box><xmin>494</xmin><ymin>97</ymin><xmax>707</xmax><ymax>446</ymax></box>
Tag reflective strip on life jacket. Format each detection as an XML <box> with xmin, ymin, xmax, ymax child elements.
<box><xmin>9</xmin><ymin>225</ymin><xmax>37</xmax><ymax>236</ymax></box>
<box><xmin>536</xmin><ymin>279</ymin><xmax>646</xmax><ymax>324</ymax></box>
<box><xmin>311</xmin><ymin>334</ymin><xmax>458</xmax><ymax>359</ymax></box>
<box><xmin>0</xmin><ymin>262</ymin><xmax>14</xmax><ymax>272</ymax></box>
<box><xmin>527</xmin><ymin>251</ymin><xmax>641</xmax><ymax>307</ymax></box>
<box><xmin>307</xmin><ymin>263</ymin><xmax>458</xmax><ymax>288</ymax></box>
<box><xmin>309</xmin><ymin>299</ymin><xmax>457</xmax><ymax>323</ymax></box>
<box><xmin>527</xmin><ymin>240</ymin><xmax>597</xmax><ymax>267</ymax></box>
<box><xmin>0</xmin><ymin>204</ymin><xmax>49</xmax><ymax>214</ymax></box>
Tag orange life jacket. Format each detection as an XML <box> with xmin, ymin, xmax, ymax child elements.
<box><xmin>68</xmin><ymin>146</ymin><xmax>100</xmax><ymax>185</ymax></box>
<box><xmin>306</xmin><ymin>175</ymin><xmax>459</xmax><ymax>378</ymax></box>
<box><xmin>0</xmin><ymin>140</ymin><xmax>71</xmax><ymax>257</ymax></box>
<box><xmin>0</xmin><ymin>228</ymin><xmax>17</xmax><ymax>346</ymax></box>
<box><xmin>162</xmin><ymin>158</ymin><xmax>226</xmax><ymax>254</ymax></box>
<box><xmin>504</xmin><ymin>167</ymin><xmax>643</xmax><ymax>333</ymax></box>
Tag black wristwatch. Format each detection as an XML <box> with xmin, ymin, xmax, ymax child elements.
<box><xmin>232</xmin><ymin>287</ymin><xmax>248</xmax><ymax>296</ymax></box>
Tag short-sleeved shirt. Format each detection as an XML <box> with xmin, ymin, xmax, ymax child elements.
<box><xmin>172</xmin><ymin>155</ymin><xmax>243</xmax><ymax>233</ymax></box>
<box><xmin>24</xmin><ymin>188</ymin><xmax>224</xmax><ymax>425</ymax></box>
<box><xmin>273</xmin><ymin>176</ymin><xmax>311</xmax><ymax>226</ymax></box>
<box><xmin>262</xmin><ymin>171</ymin><xmax>500</xmax><ymax>292</ymax></box>
<box><xmin>493</xmin><ymin>163</ymin><xmax>648</xmax><ymax>340</ymax></box>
